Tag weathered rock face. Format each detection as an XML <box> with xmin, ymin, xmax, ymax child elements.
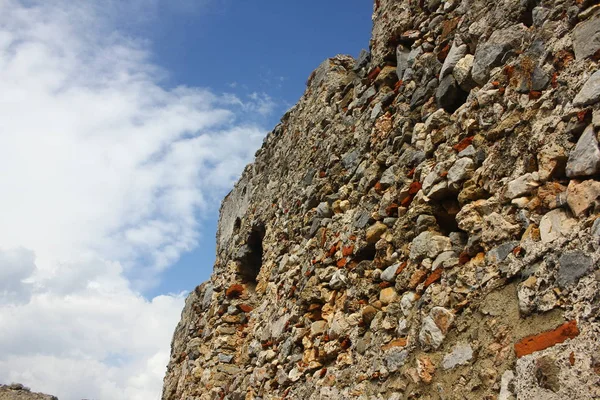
<box><xmin>162</xmin><ymin>1</ymin><xmax>600</xmax><ymax>399</ymax></box>
<box><xmin>0</xmin><ymin>384</ymin><xmax>57</xmax><ymax>400</ymax></box>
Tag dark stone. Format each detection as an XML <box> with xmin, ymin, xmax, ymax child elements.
<box><xmin>472</xmin><ymin>24</ymin><xmax>528</xmax><ymax>85</ymax></box>
<box><xmin>436</xmin><ymin>75</ymin><xmax>459</xmax><ymax>112</ymax></box>
<box><xmin>353</xmin><ymin>208</ymin><xmax>372</xmax><ymax>229</ymax></box>
<box><xmin>558</xmin><ymin>250</ymin><xmax>593</xmax><ymax>287</ymax></box>
<box><xmin>487</xmin><ymin>241</ymin><xmax>519</xmax><ymax>264</ymax></box>
<box><xmin>354</xmin><ymin>49</ymin><xmax>371</xmax><ymax>71</ymax></box>
<box><xmin>410</xmin><ymin>78</ymin><xmax>438</xmax><ymax>109</ymax></box>
<box><xmin>342</xmin><ymin>150</ymin><xmax>361</xmax><ymax>172</ymax></box>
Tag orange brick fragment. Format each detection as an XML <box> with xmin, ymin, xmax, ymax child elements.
<box><xmin>408</xmin><ymin>181</ymin><xmax>422</xmax><ymax>195</ymax></box>
<box><xmin>336</xmin><ymin>258</ymin><xmax>348</xmax><ymax>268</ymax></box>
<box><xmin>342</xmin><ymin>245</ymin><xmax>354</xmax><ymax>257</ymax></box>
<box><xmin>368</xmin><ymin>66</ymin><xmax>381</xmax><ymax>81</ymax></box>
<box><xmin>382</xmin><ymin>338</ymin><xmax>407</xmax><ymax>350</ymax></box>
<box><xmin>237</xmin><ymin>303</ymin><xmax>253</xmax><ymax>313</ymax></box>
<box><xmin>453</xmin><ymin>136</ymin><xmax>474</xmax><ymax>152</ymax></box>
<box><xmin>514</xmin><ymin>320</ymin><xmax>580</xmax><ymax>358</ymax></box>
<box><xmin>424</xmin><ymin>268</ymin><xmax>443</xmax><ymax>288</ymax></box>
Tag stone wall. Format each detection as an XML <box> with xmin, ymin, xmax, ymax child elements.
<box><xmin>162</xmin><ymin>1</ymin><xmax>600</xmax><ymax>399</ymax></box>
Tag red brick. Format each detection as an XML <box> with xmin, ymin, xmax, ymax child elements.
<box><xmin>514</xmin><ymin>320</ymin><xmax>580</xmax><ymax>358</ymax></box>
<box><xmin>225</xmin><ymin>284</ymin><xmax>244</xmax><ymax>299</ymax></box>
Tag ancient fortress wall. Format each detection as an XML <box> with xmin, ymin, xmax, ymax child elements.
<box><xmin>162</xmin><ymin>1</ymin><xmax>600</xmax><ymax>399</ymax></box>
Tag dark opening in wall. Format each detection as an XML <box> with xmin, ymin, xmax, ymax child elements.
<box><xmin>233</xmin><ymin>217</ymin><xmax>242</xmax><ymax>234</ymax></box>
<box><xmin>236</xmin><ymin>223</ymin><xmax>266</xmax><ymax>283</ymax></box>
<box><xmin>354</xmin><ymin>243</ymin><xmax>377</xmax><ymax>262</ymax></box>
<box><xmin>432</xmin><ymin>198</ymin><xmax>461</xmax><ymax>235</ymax></box>
<box><xmin>521</xmin><ymin>0</ymin><xmax>539</xmax><ymax>27</ymax></box>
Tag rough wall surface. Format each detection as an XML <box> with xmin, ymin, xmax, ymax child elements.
<box><xmin>162</xmin><ymin>0</ymin><xmax>600</xmax><ymax>399</ymax></box>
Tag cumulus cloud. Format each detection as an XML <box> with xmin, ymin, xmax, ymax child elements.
<box><xmin>0</xmin><ymin>0</ymin><xmax>269</xmax><ymax>399</ymax></box>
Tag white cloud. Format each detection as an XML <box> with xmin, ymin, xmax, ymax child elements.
<box><xmin>0</xmin><ymin>0</ymin><xmax>269</xmax><ymax>399</ymax></box>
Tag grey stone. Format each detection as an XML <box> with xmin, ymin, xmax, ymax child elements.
<box><xmin>396</xmin><ymin>44</ymin><xmax>411</xmax><ymax>80</ymax></box>
<box><xmin>380</xmin><ymin>166</ymin><xmax>397</xmax><ymax>188</ymax></box>
<box><xmin>558</xmin><ymin>251</ymin><xmax>593</xmax><ymax>287</ymax></box>
<box><xmin>384</xmin><ymin>348</ymin><xmax>409</xmax><ymax>372</ymax></box>
<box><xmin>416</xmin><ymin>214</ymin><xmax>438</xmax><ymax>233</ymax></box>
<box><xmin>316</xmin><ymin>202</ymin><xmax>333</xmax><ymax>218</ymax></box>
<box><xmin>442</xmin><ymin>343</ymin><xmax>473</xmax><ymax>369</ymax></box>
<box><xmin>354</xmin><ymin>49</ymin><xmax>370</xmax><ymax>71</ymax></box>
<box><xmin>458</xmin><ymin>144</ymin><xmax>476</xmax><ymax>158</ymax></box>
<box><xmin>342</xmin><ymin>149</ymin><xmax>360</xmax><ymax>171</ymax></box>
<box><xmin>381</xmin><ymin>263</ymin><xmax>399</xmax><ymax>282</ymax></box>
<box><xmin>432</xmin><ymin>251</ymin><xmax>458</xmax><ymax>270</ymax></box>
<box><xmin>436</xmin><ymin>75</ymin><xmax>460</xmax><ymax>111</ymax></box>
<box><xmin>370</xmin><ymin>102</ymin><xmax>383</xmax><ymax>119</ymax></box>
<box><xmin>353</xmin><ymin>207</ymin><xmax>371</xmax><ymax>229</ymax></box>
<box><xmin>440</xmin><ymin>44</ymin><xmax>468</xmax><ymax>78</ymax></box>
<box><xmin>329</xmin><ymin>270</ymin><xmax>349</xmax><ymax>290</ymax></box>
<box><xmin>410</xmin><ymin>231</ymin><xmax>452</xmax><ymax>260</ymax></box>
<box><xmin>447</xmin><ymin>157</ymin><xmax>474</xmax><ymax>185</ymax></box>
<box><xmin>309</xmin><ymin>217</ymin><xmax>322</xmax><ymax>237</ymax></box>
<box><xmin>411</xmin><ymin>78</ymin><xmax>438</xmax><ymax>109</ymax></box>
<box><xmin>592</xmin><ymin>218</ymin><xmax>600</xmax><ymax>237</ymax></box>
<box><xmin>566</xmin><ymin>124</ymin><xmax>600</xmax><ymax>177</ymax></box>
<box><xmin>486</xmin><ymin>241</ymin><xmax>519</xmax><ymax>264</ymax></box>
<box><xmin>505</xmin><ymin>173</ymin><xmax>539</xmax><ymax>199</ymax></box>
<box><xmin>202</xmin><ymin>283</ymin><xmax>214</xmax><ymax>310</ymax></box>
<box><xmin>354</xmin><ymin>86</ymin><xmax>377</xmax><ymax>109</ymax></box>
<box><xmin>573</xmin><ymin>70</ymin><xmax>600</xmax><ymax>107</ymax></box>
<box><xmin>573</xmin><ymin>13</ymin><xmax>600</xmax><ymax>60</ymax></box>
<box><xmin>472</xmin><ymin>24</ymin><xmax>527</xmax><ymax>85</ymax></box>
<box><xmin>218</xmin><ymin>353</ymin><xmax>234</xmax><ymax>363</ymax></box>
<box><xmin>532</xmin><ymin>7</ymin><xmax>550</xmax><ymax>27</ymax></box>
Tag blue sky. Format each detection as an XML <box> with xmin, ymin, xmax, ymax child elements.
<box><xmin>148</xmin><ymin>0</ymin><xmax>373</xmax><ymax>297</ymax></box>
<box><xmin>0</xmin><ymin>1</ymin><xmax>372</xmax><ymax>398</ymax></box>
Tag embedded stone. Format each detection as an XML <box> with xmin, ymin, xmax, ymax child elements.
<box><xmin>539</xmin><ymin>209</ymin><xmax>576</xmax><ymax>243</ymax></box>
<box><xmin>381</xmin><ymin>263</ymin><xmax>400</xmax><ymax>282</ymax></box>
<box><xmin>558</xmin><ymin>251</ymin><xmax>593</xmax><ymax>287</ymax></box>
<box><xmin>453</xmin><ymin>54</ymin><xmax>475</xmax><ymax>91</ymax></box>
<box><xmin>442</xmin><ymin>343</ymin><xmax>473</xmax><ymax>369</ymax></box>
<box><xmin>573</xmin><ymin>70</ymin><xmax>600</xmax><ymax>107</ymax></box>
<box><xmin>329</xmin><ymin>269</ymin><xmax>349</xmax><ymax>290</ymax></box>
<box><xmin>573</xmin><ymin>13</ymin><xmax>600</xmax><ymax>60</ymax></box>
<box><xmin>380</xmin><ymin>287</ymin><xmax>398</xmax><ymax>305</ymax></box>
<box><xmin>566</xmin><ymin>125</ymin><xmax>600</xmax><ymax>177</ymax></box>
<box><xmin>396</xmin><ymin>44</ymin><xmax>411</xmax><ymax>80</ymax></box>
<box><xmin>366</xmin><ymin>221</ymin><xmax>388</xmax><ymax>243</ymax></box>
<box><xmin>566</xmin><ymin>179</ymin><xmax>600</xmax><ymax>217</ymax></box>
<box><xmin>440</xmin><ymin>43</ymin><xmax>468</xmax><ymax>78</ymax></box>
<box><xmin>361</xmin><ymin>305</ymin><xmax>378</xmax><ymax>324</ymax></box>
<box><xmin>410</xmin><ymin>231</ymin><xmax>452</xmax><ymax>260</ymax></box>
<box><xmin>316</xmin><ymin>201</ymin><xmax>333</xmax><ymax>218</ymax></box>
<box><xmin>505</xmin><ymin>173</ymin><xmax>539</xmax><ymax>199</ymax></box>
<box><xmin>447</xmin><ymin>157</ymin><xmax>474</xmax><ymax>185</ymax></box>
<box><xmin>472</xmin><ymin>24</ymin><xmax>528</xmax><ymax>85</ymax></box>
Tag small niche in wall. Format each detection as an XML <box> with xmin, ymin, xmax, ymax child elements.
<box><xmin>237</xmin><ymin>223</ymin><xmax>266</xmax><ymax>284</ymax></box>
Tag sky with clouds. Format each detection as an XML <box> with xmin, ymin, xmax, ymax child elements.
<box><xmin>0</xmin><ymin>0</ymin><xmax>371</xmax><ymax>399</ymax></box>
